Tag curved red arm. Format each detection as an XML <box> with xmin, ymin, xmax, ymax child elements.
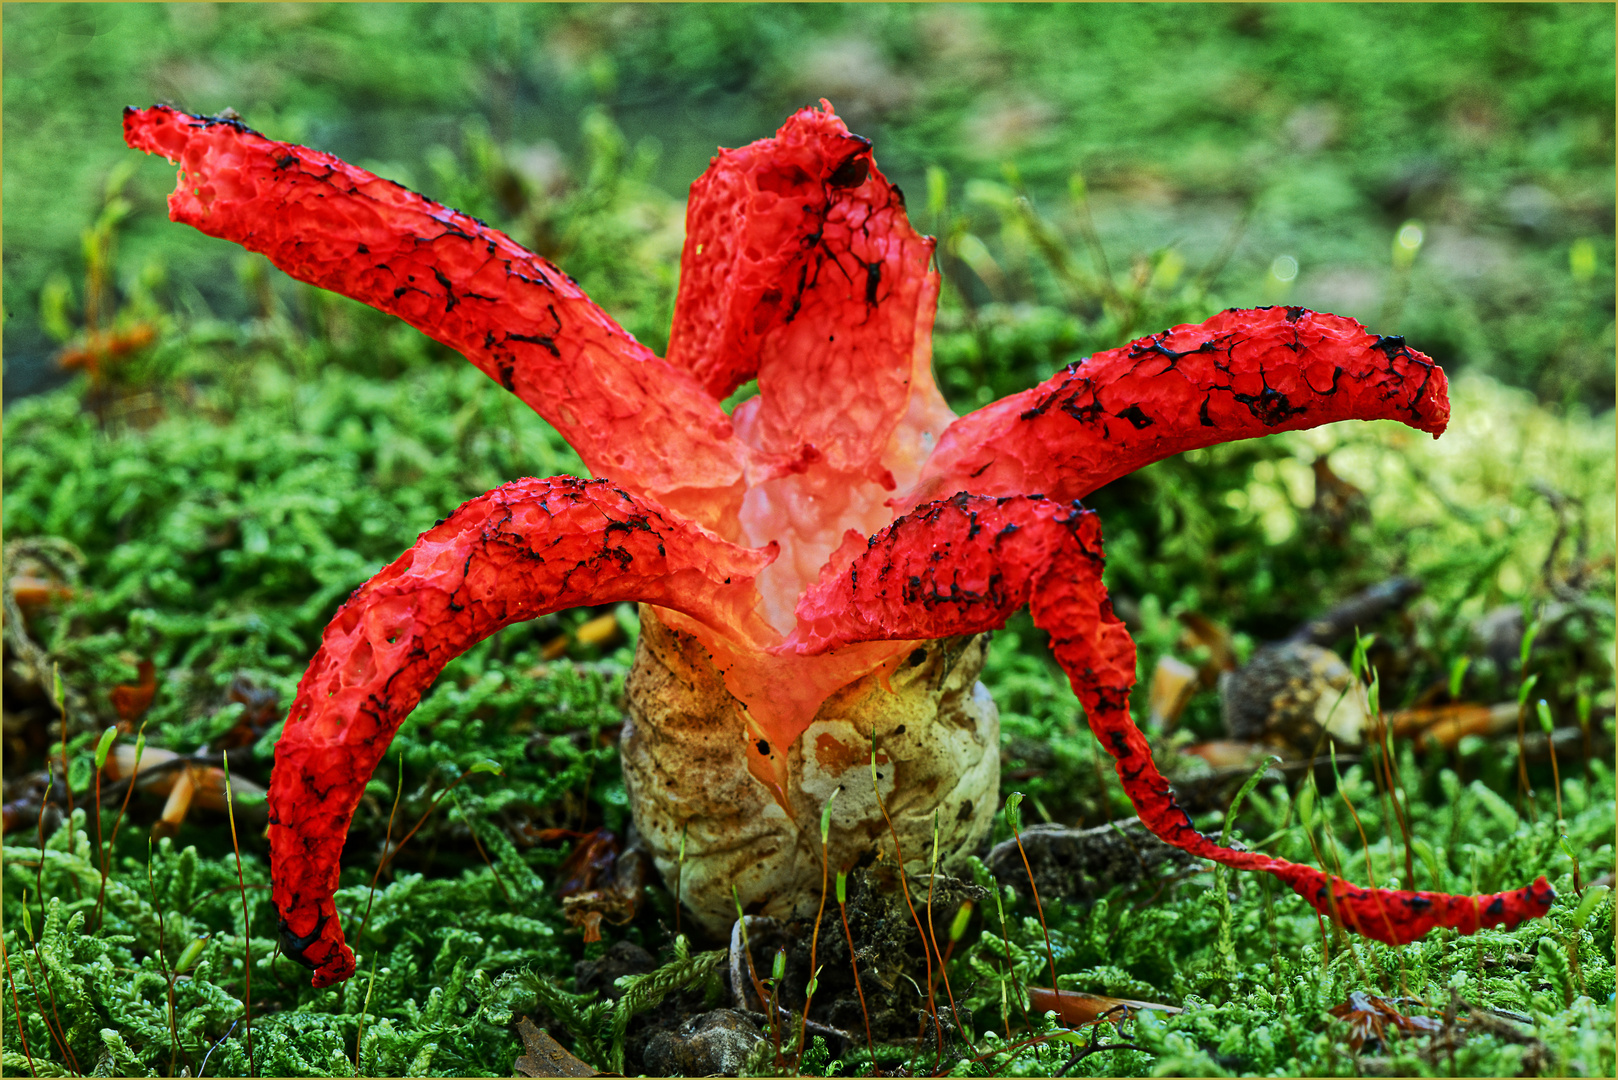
<box><xmin>897</xmin><ymin>307</ymin><xmax>1450</xmax><ymax>513</ymax></box>
<box><xmin>122</xmin><ymin>106</ymin><xmax>747</xmax><ymax>530</ymax></box>
<box><xmin>785</xmin><ymin>493</ymin><xmax>1554</xmax><ymax>944</ymax></box>
<box><xmin>670</xmin><ymin>101</ymin><xmax>950</xmax><ymax>487</ymax></box>
<box><xmin>268</xmin><ymin>477</ymin><xmax>775</xmax><ymax>986</ymax></box>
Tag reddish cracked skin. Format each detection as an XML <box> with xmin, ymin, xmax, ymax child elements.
<box><xmin>125</xmin><ymin>102</ymin><xmax>1554</xmax><ymax>988</ymax></box>
<box><xmin>268</xmin><ymin>477</ymin><xmax>773</xmax><ymax>985</ymax></box>
<box><xmin>897</xmin><ymin>305</ymin><xmax>1449</xmax><ymax>513</ymax></box>
<box><xmin>121</xmin><ymin>104</ymin><xmax>747</xmax><ymax>533</ymax></box>
<box><xmin>669</xmin><ymin>105</ymin><xmax>941</xmax><ymax>487</ymax></box>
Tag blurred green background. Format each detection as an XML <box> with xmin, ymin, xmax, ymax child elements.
<box><xmin>5</xmin><ymin>1</ymin><xmax>1614</xmax><ymax>406</ymax></box>
<box><xmin>3</xmin><ymin>8</ymin><xmax>1615</xmax><ymax>1076</ymax></box>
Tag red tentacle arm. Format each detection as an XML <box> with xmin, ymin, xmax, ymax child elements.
<box><xmin>267</xmin><ymin>477</ymin><xmax>775</xmax><ymax>987</ymax></box>
<box><xmin>896</xmin><ymin>307</ymin><xmax>1450</xmax><ymax>513</ymax></box>
<box><xmin>784</xmin><ymin>494</ymin><xmax>1554</xmax><ymax>945</ymax></box>
<box><xmin>122</xmin><ymin>106</ymin><xmax>747</xmax><ymax>531</ymax></box>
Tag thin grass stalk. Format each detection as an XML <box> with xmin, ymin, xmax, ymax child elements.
<box><xmin>357</xmin><ymin>749</ymin><xmax>406</xmax><ymax>942</ymax></box>
<box><xmin>353</xmin><ymin>950</ymin><xmax>379</xmax><ymax>1074</ymax></box>
<box><xmin>34</xmin><ymin>779</ymin><xmax>52</xmax><ymax>935</ymax></box>
<box><xmin>938</xmin><ymin>899</ymin><xmax>973</xmax><ymax>970</ymax></box>
<box><xmin>835</xmin><ymin>871</ymin><xmax>878</xmax><ymax>1073</ymax></box>
<box><xmin>0</xmin><ymin>932</ymin><xmax>39</xmax><ymax>1077</ymax></box>
<box><xmin>923</xmin><ymin>822</ymin><xmax>945</xmax><ymax>1075</ymax></box>
<box><xmin>376</xmin><ymin>769</ymin><xmax>481</xmax><ymax>875</ymax></box>
<box><xmin>12</xmin><ymin>904</ymin><xmax>67</xmax><ymax>1076</ymax></box>
<box><xmin>1329</xmin><ymin>746</ymin><xmax>1409</xmax><ymax>995</ymax></box>
<box><xmin>1353</xmin><ymin>647</ymin><xmax>1414</xmax><ymax>888</ymax></box>
<box><xmin>1368</xmin><ymin>676</ymin><xmax>1416</xmax><ymax>887</ymax></box>
<box><xmin>1514</xmin><ymin>663</ymin><xmax>1541</xmax><ymax>823</ymax></box>
<box><xmin>23</xmin><ymin>803</ymin><xmax>80</xmax><ymax>1077</ymax></box>
<box><xmin>1316</xmin><ymin>816</ymin><xmax>1370</xmax><ymax>982</ymax></box>
<box><xmin>27</xmin><ymin>932</ymin><xmax>78</xmax><ymax>1075</ymax></box>
<box><xmin>149</xmin><ymin>838</ymin><xmax>184</xmax><ymax>1075</ymax></box>
<box><xmin>98</xmin><ymin>719</ymin><xmax>150</xmax><ymax>931</ymax></box>
<box><xmin>1214</xmin><ymin>757</ymin><xmax>1281</xmax><ymax>985</ymax></box>
<box><xmin>674</xmin><ymin>821</ymin><xmax>688</xmax><ymax>937</ymax></box>
<box><xmin>768</xmin><ymin>948</ymin><xmax>786</xmax><ymax>1070</ymax></box>
<box><xmin>869</xmin><ymin>731</ymin><xmax>942</xmax><ymax>1061</ymax></box>
<box><xmin>1515</xmin><ymin>699</ymin><xmax>1535</xmax><ymax>818</ymax></box>
<box><xmin>1539</xmin><ymin>699</ymin><xmax>1583</xmax><ymax>895</ymax></box>
<box><xmin>926</xmin><ymin>810</ymin><xmax>965</xmax><ymax>1044</ymax></box>
<box><xmin>221</xmin><ymin>754</ymin><xmax>255</xmax><ymax>1076</ymax></box>
<box><xmin>1295</xmin><ymin>779</ymin><xmax>1339</xmax><ymax>969</ymax></box>
<box><xmin>16</xmin><ymin>937</ymin><xmax>71</xmax><ymax>1074</ymax></box>
<box><xmin>992</xmin><ymin>882</ymin><xmax>1032</xmax><ymax>1034</ymax></box>
<box><xmin>92</xmin><ymin>745</ymin><xmax>106</xmax><ymax>931</ymax></box>
<box><xmin>1328</xmin><ymin>746</ymin><xmax>1402</xmax><ymax>948</ymax></box>
<box><xmin>53</xmin><ymin>665</ymin><xmax>73</xmax><ymax>822</ymax></box>
<box><xmin>456</xmin><ymin>795</ymin><xmax>512</xmax><ymax>904</ymax></box>
<box><xmin>1006</xmin><ymin>793</ymin><xmax>1060</xmax><ymax>1008</ymax></box>
<box><xmin>1519</xmin><ymin>620</ymin><xmax>1542</xmax><ymax>820</ymax></box>
<box><xmin>795</xmin><ymin>790</ymin><xmax>839</xmax><ymax>1075</ymax></box>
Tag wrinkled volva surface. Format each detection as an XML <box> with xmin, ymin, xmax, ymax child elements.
<box><xmin>125</xmin><ymin>101</ymin><xmax>1553</xmax><ymax>989</ymax></box>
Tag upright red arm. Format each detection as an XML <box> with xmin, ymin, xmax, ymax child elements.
<box><xmin>268</xmin><ymin>477</ymin><xmax>774</xmax><ymax>986</ymax></box>
<box><xmin>786</xmin><ymin>494</ymin><xmax>1554</xmax><ymax>944</ymax></box>
<box><xmin>669</xmin><ymin>101</ymin><xmax>950</xmax><ymax>487</ymax></box>
<box><xmin>122</xmin><ymin>106</ymin><xmax>747</xmax><ymax>529</ymax></box>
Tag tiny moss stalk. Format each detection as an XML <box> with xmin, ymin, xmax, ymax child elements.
<box><xmin>1006</xmin><ymin>793</ymin><xmax>1061</xmax><ymax>1009</ymax></box>
<box><xmin>870</xmin><ymin>731</ymin><xmax>943</xmax><ymax>1060</ymax></box>
<box><xmin>796</xmin><ymin>788</ymin><xmax>838</xmax><ymax>1075</ymax></box>
<box><xmin>30</xmin><ymin>931</ymin><xmax>77</xmax><ymax>1075</ymax></box>
<box><xmin>98</xmin><ymin>720</ymin><xmax>149</xmax><ymax>931</ymax></box>
<box><xmin>927</xmin><ymin>810</ymin><xmax>966</xmax><ymax>1043</ymax></box>
<box><xmin>148</xmin><ymin>839</ymin><xmax>183</xmax><ymax>1075</ymax></box>
<box><xmin>835</xmin><ymin>870</ymin><xmax>877</xmax><ymax>1072</ymax></box>
<box><xmin>356</xmin><ymin>749</ymin><xmax>406</xmax><ymax>944</ymax></box>
<box><xmin>221</xmin><ymin>753</ymin><xmax>255</xmax><ymax>1077</ymax></box>
<box><xmin>53</xmin><ymin>665</ymin><xmax>73</xmax><ymax>822</ymax></box>
<box><xmin>0</xmin><ymin>932</ymin><xmax>38</xmax><ymax>1077</ymax></box>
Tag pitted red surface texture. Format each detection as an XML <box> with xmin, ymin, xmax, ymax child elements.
<box><xmin>787</xmin><ymin>494</ymin><xmax>1555</xmax><ymax>943</ymax></box>
<box><xmin>899</xmin><ymin>307</ymin><xmax>1449</xmax><ymax>513</ymax></box>
<box><xmin>669</xmin><ymin>100</ymin><xmax>939</xmax><ymax>487</ymax></box>
<box><xmin>266</xmin><ymin>476</ymin><xmax>772</xmax><ymax>986</ymax></box>
<box><xmin>125</xmin><ymin>102</ymin><xmax>1553</xmax><ymax>986</ymax></box>
<box><xmin>122</xmin><ymin>105</ymin><xmax>747</xmax><ymax>532</ymax></box>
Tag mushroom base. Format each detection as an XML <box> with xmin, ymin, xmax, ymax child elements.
<box><xmin>621</xmin><ymin>605</ymin><xmax>1000</xmax><ymax>936</ymax></box>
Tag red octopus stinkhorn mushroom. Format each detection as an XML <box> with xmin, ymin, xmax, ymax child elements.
<box><xmin>124</xmin><ymin>100</ymin><xmax>1554</xmax><ymax>989</ymax></box>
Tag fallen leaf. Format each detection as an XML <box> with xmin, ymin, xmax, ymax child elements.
<box><xmin>575</xmin><ymin>612</ymin><xmax>623</xmax><ymax>648</ymax></box>
<box><xmin>1147</xmin><ymin>655</ymin><xmax>1199</xmax><ymax>730</ymax></box>
<box><xmin>1026</xmin><ymin>986</ymin><xmax>1181</xmax><ymax>1026</ymax></box>
<box><xmin>1328</xmin><ymin>991</ymin><xmax>1443</xmax><ymax>1053</ymax></box>
<box><xmin>8</xmin><ymin>576</ymin><xmax>75</xmax><ymax>610</ymax></box>
<box><xmin>1182</xmin><ymin>740</ymin><xmax>1271</xmax><ymax>769</ymax></box>
<box><xmin>556</xmin><ymin>830</ymin><xmax>645</xmax><ymax>941</ymax></box>
<box><xmin>1379</xmin><ymin>702</ymin><xmax>1516</xmax><ymax>747</ymax></box>
<box><xmin>110</xmin><ymin>660</ymin><xmax>158</xmax><ymax>725</ymax></box>
<box><xmin>513</xmin><ymin>1016</ymin><xmax>598</xmax><ymax>1077</ymax></box>
<box><xmin>1177</xmin><ymin>611</ymin><xmax>1236</xmax><ymax>676</ymax></box>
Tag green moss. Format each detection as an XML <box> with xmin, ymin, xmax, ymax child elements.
<box><xmin>4</xmin><ymin>17</ymin><xmax>1613</xmax><ymax>1072</ymax></box>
